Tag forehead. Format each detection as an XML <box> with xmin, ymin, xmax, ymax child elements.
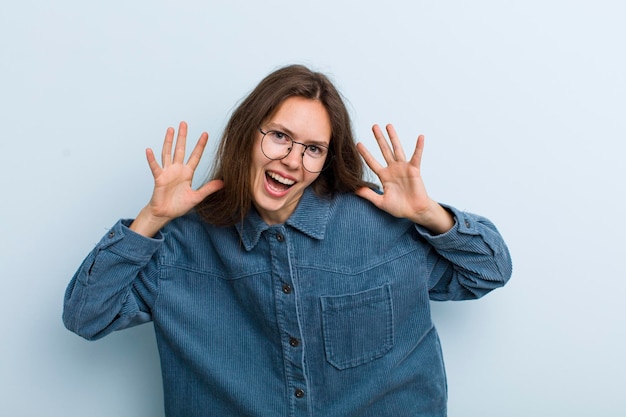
<box><xmin>265</xmin><ymin>97</ymin><xmax>332</xmax><ymax>143</ymax></box>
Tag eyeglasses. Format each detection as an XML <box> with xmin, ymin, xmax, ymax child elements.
<box><xmin>259</xmin><ymin>128</ymin><xmax>332</xmax><ymax>173</ymax></box>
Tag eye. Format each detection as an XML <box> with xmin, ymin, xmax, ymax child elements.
<box><xmin>305</xmin><ymin>144</ymin><xmax>327</xmax><ymax>158</ymax></box>
<box><xmin>268</xmin><ymin>130</ymin><xmax>291</xmax><ymax>144</ymax></box>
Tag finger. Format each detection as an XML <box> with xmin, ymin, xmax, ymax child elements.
<box><xmin>371</xmin><ymin>124</ymin><xmax>395</xmax><ymax>164</ymax></box>
<box><xmin>355</xmin><ymin>186</ymin><xmax>384</xmax><ymax>208</ymax></box>
<box><xmin>161</xmin><ymin>127</ymin><xmax>175</xmax><ymax>167</ymax></box>
<box><xmin>356</xmin><ymin>142</ymin><xmax>383</xmax><ymax>173</ymax></box>
<box><xmin>408</xmin><ymin>134</ymin><xmax>425</xmax><ymax>169</ymax></box>
<box><xmin>173</xmin><ymin>121</ymin><xmax>188</xmax><ymax>164</ymax></box>
<box><xmin>186</xmin><ymin>132</ymin><xmax>209</xmax><ymax>170</ymax></box>
<box><xmin>386</xmin><ymin>124</ymin><xmax>406</xmax><ymax>161</ymax></box>
<box><xmin>146</xmin><ymin>148</ymin><xmax>162</xmax><ymax>178</ymax></box>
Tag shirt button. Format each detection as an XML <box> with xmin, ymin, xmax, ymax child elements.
<box><xmin>282</xmin><ymin>284</ymin><xmax>292</xmax><ymax>294</ymax></box>
<box><xmin>464</xmin><ymin>220</ymin><xmax>471</xmax><ymax>228</ymax></box>
<box><xmin>276</xmin><ymin>233</ymin><xmax>285</xmax><ymax>242</ymax></box>
<box><xmin>289</xmin><ymin>337</ymin><xmax>300</xmax><ymax>347</ymax></box>
<box><xmin>294</xmin><ymin>388</ymin><xmax>305</xmax><ymax>398</ymax></box>
<box><xmin>108</xmin><ymin>231</ymin><xmax>115</xmax><ymax>238</ymax></box>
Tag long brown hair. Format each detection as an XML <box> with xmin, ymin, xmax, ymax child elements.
<box><xmin>196</xmin><ymin>64</ymin><xmax>369</xmax><ymax>226</ymax></box>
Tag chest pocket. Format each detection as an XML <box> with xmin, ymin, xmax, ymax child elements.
<box><xmin>320</xmin><ymin>284</ymin><xmax>394</xmax><ymax>370</ymax></box>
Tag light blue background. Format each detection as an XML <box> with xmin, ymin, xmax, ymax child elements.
<box><xmin>1</xmin><ymin>1</ymin><xmax>624</xmax><ymax>416</ymax></box>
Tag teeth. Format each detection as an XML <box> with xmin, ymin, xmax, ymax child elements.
<box><xmin>267</xmin><ymin>171</ymin><xmax>295</xmax><ymax>186</ymax></box>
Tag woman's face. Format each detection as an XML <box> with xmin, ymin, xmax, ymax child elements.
<box><xmin>250</xmin><ymin>96</ymin><xmax>332</xmax><ymax>225</ymax></box>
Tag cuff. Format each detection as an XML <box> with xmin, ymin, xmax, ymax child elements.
<box><xmin>95</xmin><ymin>219</ymin><xmax>164</xmax><ymax>263</ymax></box>
<box><xmin>414</xmin><ymin>204</ymin><xmax>481</xmax><ymax>249</ymax></box>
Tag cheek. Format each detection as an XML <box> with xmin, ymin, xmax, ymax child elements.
<box><xmin>250</xmin><ymin>148</ymin><xmax>268</xmax><ymax>178</ymax></box>
<box><xmin>250</xmin><ymin>164</ymin><xmax>264</xmax><ymax>189</ymax></box>
<box><xmin>304</xmin><ymin>172</ymin><xmax>322</xmax><ymax>187</ymax></box>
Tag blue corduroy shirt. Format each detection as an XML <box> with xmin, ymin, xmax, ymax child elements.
<box><xmin>63</xmin><ymin>188</ymin><xmax>512</xmax><ymax>417</ymax></box>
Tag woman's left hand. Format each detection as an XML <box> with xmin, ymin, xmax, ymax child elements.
<box><xmin>356</xmin><ymin>124</ymin><xmax>455</xmax><ymax>235</ymax></box>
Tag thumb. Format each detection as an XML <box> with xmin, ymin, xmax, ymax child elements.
<box><xmin>355</xmin><ymin>186</ymin><xmax>384</xmax><ymax>208</ymax></box>
<box><xmin>194</xmin><ymin>179</ymin><xmax>225</xmax><ymax>200</ymax></box>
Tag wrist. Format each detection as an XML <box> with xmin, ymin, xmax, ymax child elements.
<box><xmin>411</xmin><ymin>200</ymin><xmax>455</xmax><ymax>235</ymax></box>
<box><xmin>129</xmin><ymin>206</ymin><xmax>172</xmax><ymax>237</ymax></box>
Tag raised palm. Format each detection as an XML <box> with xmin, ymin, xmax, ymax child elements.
<box><xmin>356</xmin><ymin>124</ymin><xmax>453</xmax><ymax>233</ymax></box>
<box><xmin>130</xmin><ymin>122</ymin><xmax>224</xmax><ymax>237</ymax></box>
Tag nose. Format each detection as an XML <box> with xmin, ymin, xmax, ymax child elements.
<box><xmin>281</xmin><ymin>143</ymin><xmax>306</xmax><ymax>169</ymax></box>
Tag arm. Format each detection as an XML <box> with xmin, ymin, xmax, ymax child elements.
<box><xmin>356</xmin><ymin>124</ymin><xmax>512</xmax><ymax>299</ymax></box>
<box><xmin>417</xmin><ymin>205</ymin><xmax>512</xmax><ymax>300</ymax></box>
<box><xmin>63</xmin><ymin>122</ymin><xmax>224</xmax><ymax>339</ymax></box>
<box><xmin>63</xmin><ymin>220</ymin><xmax>162</xmax><ymax>340</ymax></box>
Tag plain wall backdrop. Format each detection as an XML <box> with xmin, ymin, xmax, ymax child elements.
<box><xmin>1</xmin><ymin>1</ymin><xmax>624</xmax><ymax>416</ymax></box>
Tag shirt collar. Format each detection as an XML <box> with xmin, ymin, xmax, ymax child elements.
<box><xmin>236</xmin><ymin>188</ymin><xmax>331</xmax><ymax>251</ymax></box>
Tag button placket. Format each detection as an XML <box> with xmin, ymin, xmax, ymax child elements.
<box><xmin>267</xmin><ymin>226</ymin><xmax>309</xmax><ymax>412</ymax></box>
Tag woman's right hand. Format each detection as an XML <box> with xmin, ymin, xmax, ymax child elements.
<box><xmin>129</xmin><ymin>121</ymin><xmax>224</xmax><ymax>237</ymax></box>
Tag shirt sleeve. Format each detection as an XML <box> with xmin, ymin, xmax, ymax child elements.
<box><xmin>415</xmin><ymin>205</ymin><xmax>513</xmax><ymax>301</ymax></box>
<box><xmin>62</xmin><ymin>219</ymin><xmax>163</xmax><ymax>340</ymax></box>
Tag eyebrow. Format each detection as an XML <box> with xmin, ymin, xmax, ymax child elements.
<box><xmin>265</xmin><ymin>123</ymin><xmax>330</xmax><ymax>146</ymax></box>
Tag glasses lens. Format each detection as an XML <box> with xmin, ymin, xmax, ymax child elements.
<box><xmin>302</xmin><ymin>148</ymin><xmax>328</xmax><ymax>173</ymax></box>
<box><xmin>261</xmin><ymin>131</ymin><xmax>291</xmax><ymax>160</ymax></box>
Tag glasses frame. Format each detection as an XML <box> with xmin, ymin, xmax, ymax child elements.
<box><xmin>258</xmin><ymin>128</ymin><xmax>333</xmax><ymax>173</ymax></box>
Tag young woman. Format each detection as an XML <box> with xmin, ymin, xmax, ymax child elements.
<box><xmin>63</xmin><ymin>64</ymin><xmax>512</xmax><ymax>417</ymax></box>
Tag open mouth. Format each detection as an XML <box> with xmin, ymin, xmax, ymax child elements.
<box><xmin>266</xmin><ymin>171</ymin><xmax>295</xmax><ymax>192</ymax></box>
